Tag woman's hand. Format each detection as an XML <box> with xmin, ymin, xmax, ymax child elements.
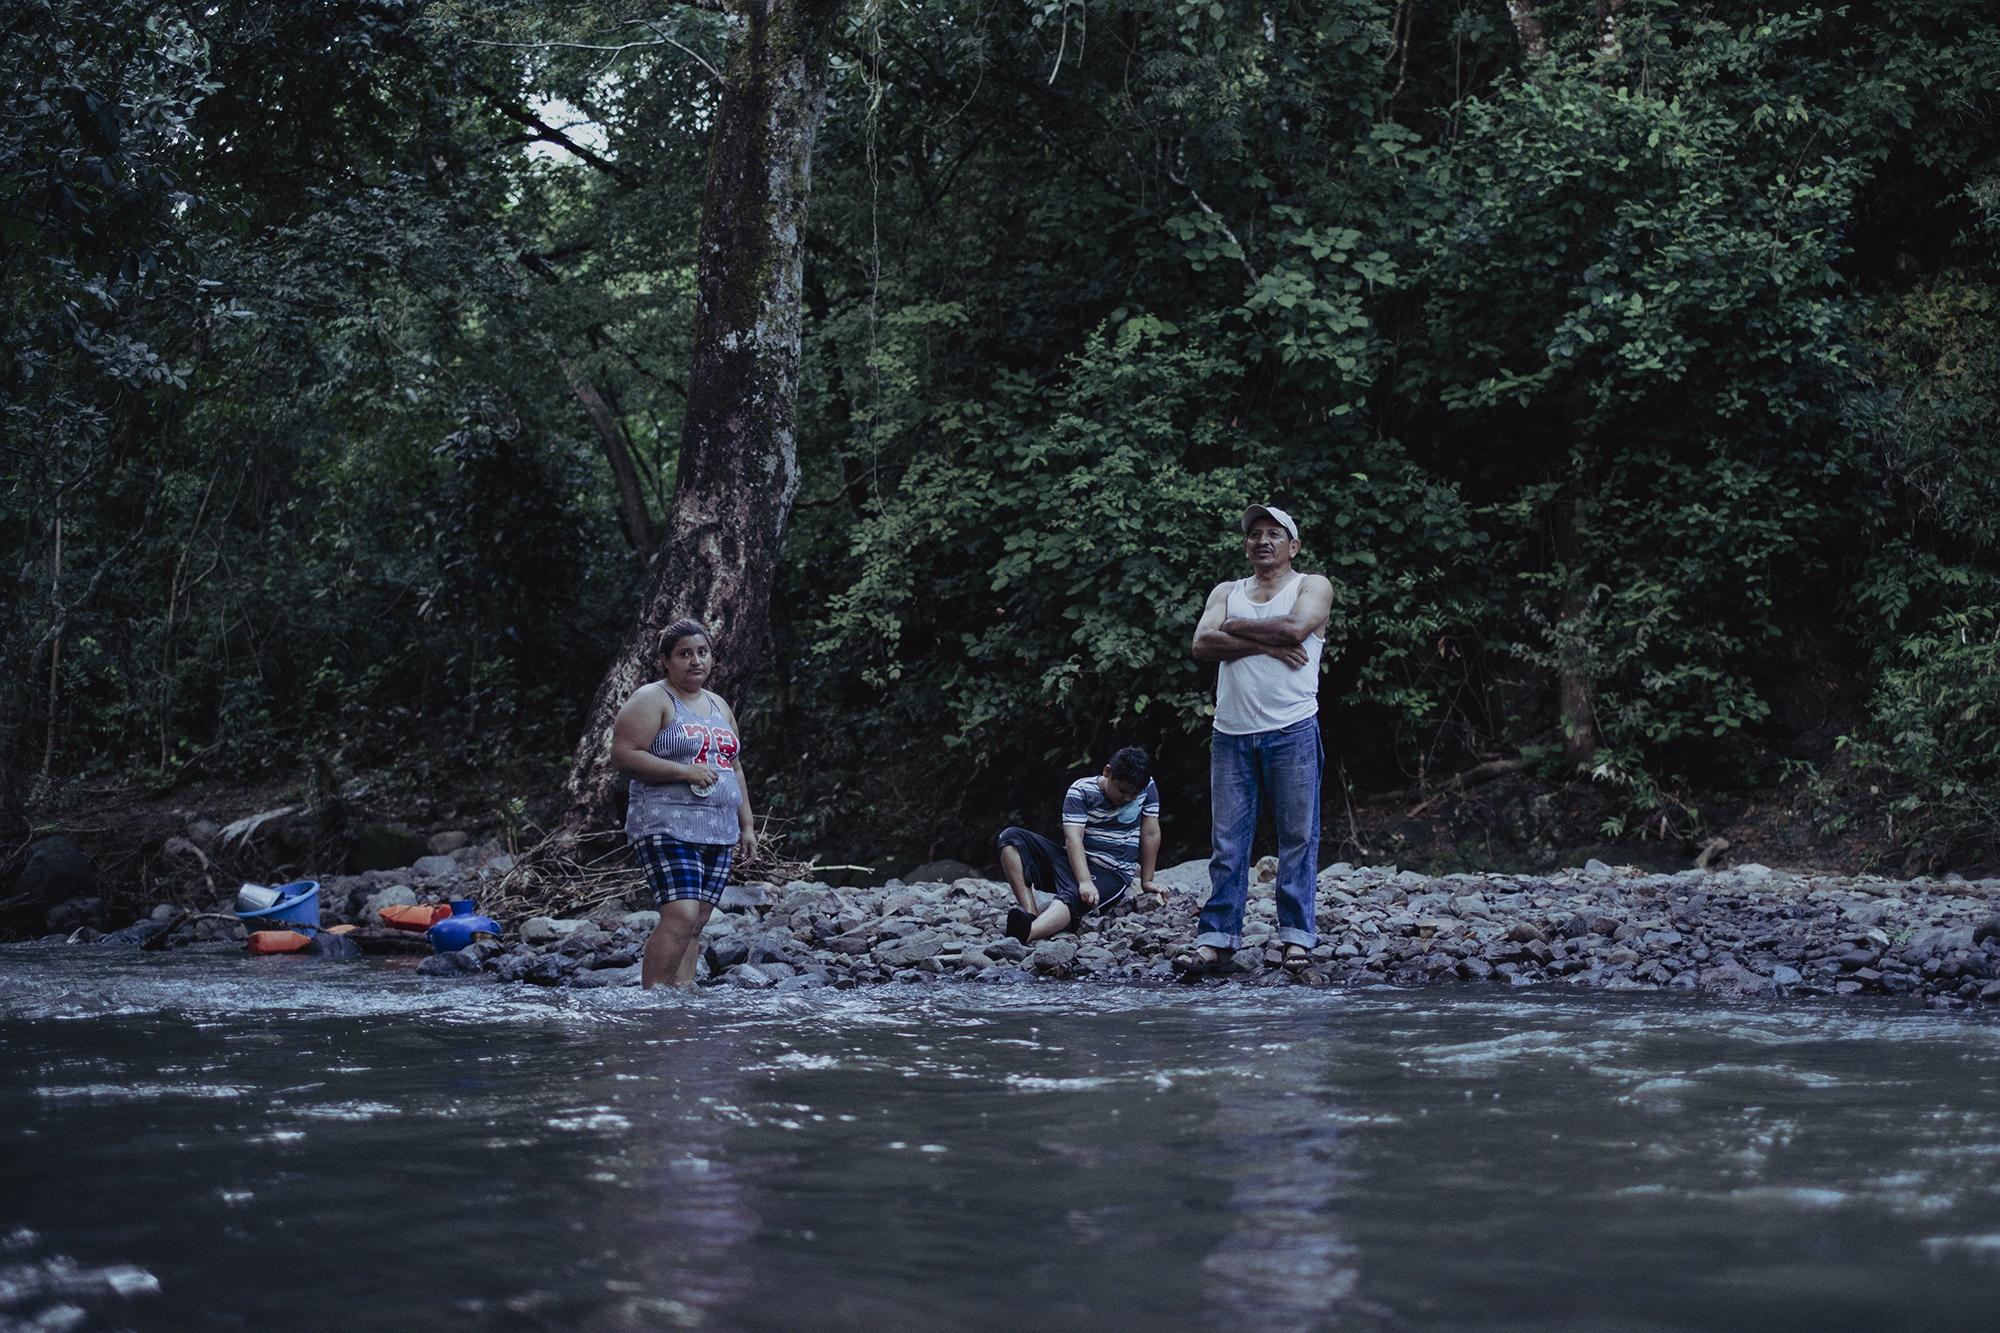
<box><xmin>736</xmin><ymin>824</ymin><xmax>759</xmax><ymax>864</ymax></box>
<box><xmin>684</xmin><ymin>764</ymin><xmax>719</xmax><ymax>792</ymax></box>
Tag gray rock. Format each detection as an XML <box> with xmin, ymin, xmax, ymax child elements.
<box><xmin>186</xmin><ymin>818</ymin><xmax>222</xmax><ymax>848</ymax></box>
<box><xmin>493</xmin><ymin>952</ymin><xmax>535</xmax><ymax>983</ymax></box>
<box><xmin>571</xmin><ymin>963</ymin><xmax>640</xmax><ymax>989</ymax></box>
<box><xmin>427</xmin><ymin>831</ymin><xmax>472</xmax><ymax>855</ymax></box>
<box><xmin>621</xmin><ymin>910</ymin><xmax>662</xmax><ymax>932</ymax></box>
<box><xmin>1154</xmin><ymin>859</ymin><xmax>1212</xmax><ymax>891</ymax></box>
<box><xmin>903</xmin><ymin>859</ymin><xmax>981</xmax><ymax>884</ymax></box>
<box><xmin>559</xmin><ymin>929</ymin><xmax>615</xmax><ymax>956</ymax></box>
<box><xmin>45</xmin><ymin>896</ymin><xmax>108</xmax><ymax>934</ymax></box>
<box><xmin>729</xmin><ymin>963</ymin><xmax>782</xmax><ymax>988</ymax></box>
<box><xmin>1699</xmin><ymin>961</ymin><xmax>1773</xmax><ymax>996</ymax></box>
<box><xmin>718</xmin><ymin>882</ymin><xmax>769</xmax><ymax>913</ymax></box>
<box><xmin>707</xmin><ymin>935</ymin><xmax>751</xmax><ymax>969</ymax></box>
<box><xmin>418</xmin><ymin>949</ymin><xmax>484</xmax><ymax>977</ymax></box>
<box><xmin>1030</xmin><ymin>939</ymin><xmax>1078</xmax><ymax>974</ymax></box>
<box><xmin>1582</xmin><ymin>858</ymin><xmax>1615</xmax><ymax>877</ymax></box>
<box><xmin>410</xmin><ymin>855</ymin><xmax>460</xmax><ymax>880</ymax></box>
<box><xmin>520</xmin><ymin>916</ymin><xmax>586</xmax><ymax>945</ymax></box>
<box><xmin>874</xmin><ymin>932</ymin><xmax>943</xmax><ymax>967</ymax></box>
<box><xmin>361</xmin><ymin>885</ymin><xmax>417</xmax><ymax>921</ymax></box>
<box><xmin>304</xmin><ymin>930</ymin><xmax>362</xmax><ymax>960</ymax></box>
<box><xmin>524</xmin><ymin>953</ymin><xmax>573</xmax><ymax>985</ymax></box>
<box><xmin>987</xmin><ymin>938</ymin><xmax>1030</xmax><ymax>962</ymax></box>
<box><xmin>747</xmin><ymin>933</ymin><xmax>796</xmax><ymax>966</ymax></box>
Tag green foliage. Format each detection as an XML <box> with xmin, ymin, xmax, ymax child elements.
<box><xmin>1846</xmin><ymin>597</ymin><xmax>2000</xmax><ymax>862</ymax></box>
<box><xmin>6</xmin><ymin>0</ymin><xmax>2000</xmax><ymax>866</ymax></box>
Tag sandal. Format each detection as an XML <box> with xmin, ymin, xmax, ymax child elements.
<box><xmin>1171</xmin><ymin>946</ymin><xmax>1234</xmax><ymax>978</ymax></box>
<box><xmin>1281</xmin><ymin>944</ymin><xmax>1312</xmax><ymax>974</ymax></box>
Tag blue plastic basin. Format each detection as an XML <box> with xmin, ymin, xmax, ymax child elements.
<box><xmin>235</xmin><ymin>880</ymin><xmax>321</xmax><ymax>930</ymax></box>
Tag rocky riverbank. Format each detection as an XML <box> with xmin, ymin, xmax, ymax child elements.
<box><xmin>26</xmin><ymin>841</ymin><xmax>2000</xmax><ymax>1008</ymax></box>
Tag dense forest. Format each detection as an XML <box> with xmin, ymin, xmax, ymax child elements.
<box><xmin>5</xmin><ymin>0</ymin><xmax>1998</xmax><ymax>885</ymax></box>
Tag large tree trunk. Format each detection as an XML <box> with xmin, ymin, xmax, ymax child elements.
<box><xmin>1507</xmin><ymin>0</ymin><xmax>1549</xmax><ymax>60</ymax></box>
<box><xmin>558</xmin><ymin>0</ymin><xmax>843</xmax><ymax>840</ymax></box>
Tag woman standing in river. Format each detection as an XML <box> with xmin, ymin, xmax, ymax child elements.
<box><xmin>610</xmin><ymin>618</ymin><xmax>759</xmax><ymax>988</ymax></box>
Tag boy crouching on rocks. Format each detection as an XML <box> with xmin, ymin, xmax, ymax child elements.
<box><xmin>996</xmin><ymin>745</ymin><xmax>1162</xmax><ymax>944</ymax></box>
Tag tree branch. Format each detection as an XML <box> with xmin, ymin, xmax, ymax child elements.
<box><xmin>471</xmin><ymin>82</ymin><xmax>637</xmax><ymax>186</ymax></box>
<box><xmin>1166</xmin><ymin>151</ymin><xmax>1260</xmax><ymax>285</ymax></box>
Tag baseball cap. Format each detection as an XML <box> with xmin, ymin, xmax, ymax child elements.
<box><xmin>1241</xmin><ymin>504</ymin><xmax>1299</xmax><ymax>542</ymax></box>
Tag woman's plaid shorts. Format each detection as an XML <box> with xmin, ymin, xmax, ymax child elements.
<box><xmin>631</xmin><ymin>834</ymin><xmax>735</xmax><ymax>906</ymax></box>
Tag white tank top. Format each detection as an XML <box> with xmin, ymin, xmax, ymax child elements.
<box><xmin>1213</xmin><ymin>572</ymin><xmax>1323</xmax><ymax>735</ymax></box>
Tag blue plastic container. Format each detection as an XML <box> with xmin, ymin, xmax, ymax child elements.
<box><xmin>427</xmin><ymin>899</ymin><xmax>501</xmax><ymax>953</ymax></box>
<box><xmin>235</xmin><ymin>879</ymin><xmax>321</xmax><ymax>930</ymax></box>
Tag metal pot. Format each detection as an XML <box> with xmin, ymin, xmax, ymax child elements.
<box><xmin>235</xmin><ymin>883</ymin><xmax>281</xmax><ymax>913</ymax></box>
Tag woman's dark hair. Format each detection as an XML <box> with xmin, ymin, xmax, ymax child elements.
<box><xmin>658</xmin><ymin>618</ymin><xmax>712</xmax><ymax>659</ymax></box>
<box><xmin>1107</xmin><ymin>745</ymin><xmax>1151</xmax><ymax>787</ymax></box>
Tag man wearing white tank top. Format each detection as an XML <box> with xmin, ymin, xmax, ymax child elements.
<box><xmin>1177</xmin><ymin>504</ymin><xmax>1333</xmax><ymax>977</ymax></box>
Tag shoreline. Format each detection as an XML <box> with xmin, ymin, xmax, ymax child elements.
<box><xmin>47</xmin><ymin>846</ymin><xmax>2000</xmax><ymax>1009</ymax></box>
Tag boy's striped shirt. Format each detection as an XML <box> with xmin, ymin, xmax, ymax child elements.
<box><xmin>1061</xmin><ymin>776</ymin><xmax>1161</xmax><ymax>887</ymax></box>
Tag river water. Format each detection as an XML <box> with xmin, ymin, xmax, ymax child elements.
<box><xmin>2</xmin><ymin>947</ymin><xmax>1998</xmax><ymax>1331</ymax></box>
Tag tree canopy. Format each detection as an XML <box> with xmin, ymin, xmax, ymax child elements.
<box><xmin>4</xmin><ymin>0</ymin><xmax>1997</xmax><ymax>868</ymax></box>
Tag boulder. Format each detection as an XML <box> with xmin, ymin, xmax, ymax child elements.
<box><xmin>45</xmin><ymin>896</ymin><xmax>108</xmax><ymax>934</ymax></box>
<box><xmin>621</xmin><ymin>910</ymin><xmax>662</xmax><ymax>932</ymax></box>
<box><xmin>346</xmin><ymin>823</ymin><xmax>429</xmax><ymax>873</ymax></box>
<box><xmin>1030</xmin><ymin>938</ymin><xmax>1078</xmax><ymax>975</ymax></box>
<box><xmin>523</xmin><ymin>953</ymin><xmax>574</xmax><ymax>985</ymax></box>
<box><xmin>874</xmin><ymin>932</ymin><xmax>943</xmax><ymax>967</ymax></box>
<box><xmin>418</xmin><ymin>950</ymin><xmax>482</xmax><ymax>977</ymax></box>
<box><xmin>304</xmin><ymin>930</ymin><xmax>362</xmax><ymax>961</ymax></box>
<box><xmin>902</xmin><ymin>858</ymin><xmax>981</xmax><ymax>885</ymax></box>
<box><xmin>559</xmin><ymin>929</ymin><xmax>615</xmax><ymax>956</ymax></box>
<box><xmin>16</xmin><ymin>837</ymin><xmax>96</xmax><ymax>908</ymax></box>
<box><xmin>345</xmin><ymin>926</ymin><xmax>434</xmax><ymax>956</ymax></box>
<box><xmin>1698</xmin><ymin>961</ymin><xmax>1774</xmax><ymax>997</ymax></box>
<box><xmin>361</xmin><ymin>885</ymin><xmax>417</xmax><ymax>920</ymax></box>
<box><xmin>707</xmin><ymin>934</ymin><xmax>751</xmax><ymax>969</ymax></box>
<box><xmin>747</xmin><ymin>933</ymin><xmax>797</xmax><ymax>966</ymax></box>
<box><xmin>409</xmin><ymin>855</ymin><xmax>460</xmax><ymax>881</ymax></box>
<box><xmin>571</xmin><ymin>963</ymin><xmax>640</xmax><ymax>989</ymax></box>
<box><xmin>427</xmin><ymin>831</ymin><xmax>472</xmax><ymax>856</ymax></box>
<box><xmin>718</xmin><ymin>882</ymin><xmax>769</xmax><ymax>913</ymax></box>
<box><xmin>520</xmin><ymin>917</ymin><xmax>586</xmax><ymax>945</ymax></box>
<box><xmin>1153</xmin><ymin>859</ymin><xmax>1212</xmax><ymax>892</ymax></box>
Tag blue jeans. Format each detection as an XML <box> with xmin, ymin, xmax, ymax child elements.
<box><xmin>1197</xmin><ymin>716</ymin><xmax>1322</xmax><ymax>951</ymax></box>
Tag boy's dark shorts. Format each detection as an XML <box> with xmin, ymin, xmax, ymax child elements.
<box><xmin>995</xmin><ymin>827</ymin><xmax>1127</xmax><ymax>924</ymax></box>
